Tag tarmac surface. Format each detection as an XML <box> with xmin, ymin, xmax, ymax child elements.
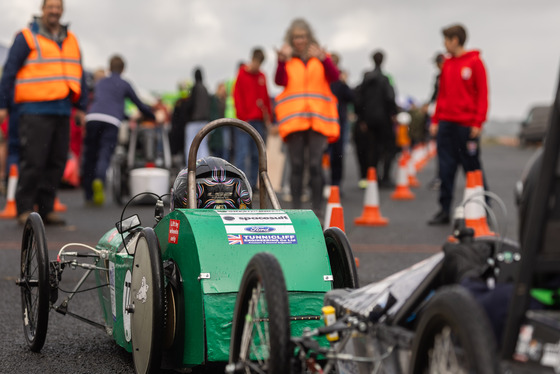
<box><xmin>0</xmin><ymin>140</ymin><xmax>539</xmax><ymax>373</ymax></box>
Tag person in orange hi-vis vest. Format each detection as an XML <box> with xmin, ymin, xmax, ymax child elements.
<box><xmin>274</xmin><ymin>18</ymin><xmax>340</xmax><ymax>219</ymax></box>
<box><xmin>0</xmin><ymin>0</ymin><xmax>88</xmax><ymax>226</ymax></box>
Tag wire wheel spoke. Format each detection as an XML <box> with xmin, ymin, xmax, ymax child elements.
<box><xmin>428</xmin><ymin>326</ymin><xmax>467</xmax><ymax>374</ymax></box>
<box><xmin>240</xmin><ymin>283</ymin><xmax>271</xmax><ymax>370</ymax></box>
<box><xmin>19</xmin><ymin>213</ymin><xmax>50</xmax><ymax>352</ymax></box>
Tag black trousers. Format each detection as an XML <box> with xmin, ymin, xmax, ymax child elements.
<box><xmin>286</xmin><ymin>130</ymin><xmax>327</xmax><ymax>212</ymax></box>
<box><xmin>16</xmin><ymin>114</ymin><xmax>69</xmax><ymax>216</ymax></box>
<box><xmin>355</xmin><ymin>120</ymin><xmax>396</xmax><ymax>181</ymax></box>
<box><xmin>437</xmin><ymin>121</ymin><xmax>483</xmax><ymax>214</ymax></box>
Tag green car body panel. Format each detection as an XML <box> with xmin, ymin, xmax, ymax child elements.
<box><xmin>95</xmin><ymin>209</ymin><xmax>332</xmax><ymax>367</ymax></box>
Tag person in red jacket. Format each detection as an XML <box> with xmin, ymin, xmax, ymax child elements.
<box><xmin>233</xmin><ymin>47</ymin><xmax>272</xmax><ymax>190</ymax></box>
<box><xmin>428</xmin><ymin>24</ymin><xmax>489</xmax><ymax>225</ymax></box>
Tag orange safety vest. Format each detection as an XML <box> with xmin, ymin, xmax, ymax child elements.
<box><xmin>14</xmin><ymin>28</ymin><xmax>82</xmax><ymax>104</ymax></box>
<box><xmin>275</xmin><ymin>57</ymin><xmax>339</xmax><ymax>143</ymax></box>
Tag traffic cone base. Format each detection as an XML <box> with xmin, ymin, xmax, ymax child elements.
<box><xmin>391</xmin><ymin>187</ymin><xmax>415</xmax><ymax>200</ymax></box>
<box><xmin>354</xmin><ymin>206</ymin><xmax>389</xmax><ymax>226</ymax></box>
<box><xmin>54</xmin><ymin>197</ymin><xmax>67</xmax><ymax>212</ymax></box>
<box><xmin>466</xmin><ymin>218</ymin><xmax>496</xmax><ymax>237</ymax></box>
<box><xmin>354</xmin><ymin>167</ymin><xmax>389</xmax><ymax>226</ymax></box>
<box><xmin>0</xmin><ymin>200</ymin><xmax>17</xmax><ymax>218</ymax></box>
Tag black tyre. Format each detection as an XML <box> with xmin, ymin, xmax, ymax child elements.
<box><xmin>19</xmin><ymin>212</ymin><xmax>50</xmax><ymax>352</ymax></box>
<box><xmin>324</xmin><ymin>227</ymin><xmax>359</xmax><ymax>289</ymax></box>
<box><xmin>130</xmin><ymin>228</ymin><xmax>165</xmax><ymax>374</ymax></box>
<box><xmin>228</xmin><ymin>252</ymin><xmax>290</xmax><ymax>374</ymax></box>
<box><xmin>409</xmin><ymin>286</ymin><xmax>500</xmax><ymax>374</ymax></box>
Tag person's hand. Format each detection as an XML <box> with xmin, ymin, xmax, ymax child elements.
<box><xmin>470</xmin><ymin>126</ymin><xmax>481</xmax><ymax>138</ymax></box>
<box><xmin>268</xmin><ymin>124</ymin><xmax>279</xmax><ymax>136</ymax></box>
<box><xmin>276</xmin><ymin>44</ymin><xmax>292</xmax><ymax>62</ymax></box>
<box><xmin>308</xmin><ymin>43</ymin><xmax>326</xmax><ymax>61</ymax></box>
<box><xmin>429</xmin><ymin>123</ymin><xmax>439</xmax><ymax>136</ymax></box>
<box><xmin>0</xmin><ymin>109</ymin><xmax>7</xmax><ymax>124</ymax></box>
<box><xmin>74</xmin><ymin>110</ymin><xmax>86</xmax><ymax>127</ymax></box>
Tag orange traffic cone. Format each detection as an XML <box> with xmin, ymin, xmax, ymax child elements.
<box><xmin>329</xmin><ymin>206</ymin><xmax>345</xmax><ymax>231</ymax></box>
<box><xmin>391</xmin><ymin>154</ymin><xmax>415</xmax><ymax>200</ymax></box>
<box><xmin>463</xmin><ymin>170</ymin><xmax>494</xmax><ymax>237</ymax></box>
<box><xmin>324</xmin><ymin>185</ymin><xmax>342</xmax><ymax>229</ymax></box>
<box><xmin>0</xmin><ymin>164</ymin><xmax>18</xmax><ymax>219</ymax></box>
<box><xmin>415</xmin><ymin>144</ymin><xmax>429</xmax><ymax>171</ymax></box>
<box><xmin>62</xmin><ymin>153</ymin><xmax>80</xmax><ymax>187</ymax></box>
<box><xmin>406</xmin><ymin>150</ymin><xmax>420</xmax><ymax>188</ymax></box>
<box><xmin>354</xmin><ymin>167</ymin><xmax>389</xmax><ymax>226</ymax></box>
<box><xmin>54</xmin><ymin>197</ymin><xmax>67</xmax><ymax>212</ymax></box>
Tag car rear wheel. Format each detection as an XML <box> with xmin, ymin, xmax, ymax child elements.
<box><xmin>228</xmin><ymin>252</ymin><xmax>290</xmax><ymax>374</ymax></box>
<box><xmin>18</xmin><ymin>212</ymin><xmax>50</xmax><ymax>352</ymax></box>
<box><xmin>130</xmin><ymin>228</ymin><xmax>165</xmax><ymax>374</ymax></box>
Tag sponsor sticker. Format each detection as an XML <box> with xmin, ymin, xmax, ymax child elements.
<box><xmin>168</xmin><ymin>219</ymin><xmax>180</xmax><ymax>244</ymax></box>
<box><xmin>227</xmin><ymin>234</ymin><xmax>298</xmax><ymax>245</ymax></box>
<box><xmin>225</xmin><ymin>225</ymin><xmax>295</xmax><ymax>234</ymax></box>
<box><xmin>217</xmin><ymin>210</ymin><xmax>292</xmax><ymax>224</ymax></box>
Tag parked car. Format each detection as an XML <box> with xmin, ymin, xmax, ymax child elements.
<box><xmin>518</xmin><ymin>104</ymin><xmax>551</xmax><ymax>145</ymax></box>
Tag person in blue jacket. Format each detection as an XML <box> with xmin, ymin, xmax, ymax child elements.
<box><xmin>81</xmin><ymin>54</ymin><xmax>154</xmax><ymax>206</ymax></box>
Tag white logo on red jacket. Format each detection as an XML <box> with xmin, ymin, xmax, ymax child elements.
<box><xmin>461</xmin><ymin>67</ymin><xmax>472</xmax><ymax>80</ymax></box>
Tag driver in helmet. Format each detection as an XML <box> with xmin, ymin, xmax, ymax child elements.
<box><xmin>172</xmin><ymin>156</ymin><xmax>252</xmax><ymax>210</ymax></box>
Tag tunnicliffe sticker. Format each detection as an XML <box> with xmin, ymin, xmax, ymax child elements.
<box><xmin>228</xmin><ymin>234</ymin><xmax>298</xmax><ymax>245</ymax></box>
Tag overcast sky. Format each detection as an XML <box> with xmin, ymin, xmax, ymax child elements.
<box><xmin>1</xmin><ymin>1</ymin><xmax>560</xmax><ymax>120</ymax></box>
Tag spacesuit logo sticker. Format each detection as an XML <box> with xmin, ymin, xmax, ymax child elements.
<box><xmin>168</xmin><ymin>219</ymin><xmax>180</xmax><ymax>244</ymax></box>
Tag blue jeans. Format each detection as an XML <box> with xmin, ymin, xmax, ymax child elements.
<box><xmin>81</xmin><ymin>120</ymin><xmax>119</xmax><ymax>200</ymax></box>
<box><xmin>234</xmin><ymin>120</ymin><xmax>266</xmax><ymax>188</ymax></box>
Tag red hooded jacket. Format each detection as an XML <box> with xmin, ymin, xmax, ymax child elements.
<box><xmin>432</xmin><ymin>50</ymin><xmax>488</xmax><ymax>128</ymax></box>
<box><xmin>233</xmin><ymin>65</ymin><xmax>271</xmax><ymax>122</ymax></box>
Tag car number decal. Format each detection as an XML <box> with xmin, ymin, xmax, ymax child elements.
<box><xmin>123</xmin><ymin>270</ymin><xmax>132</xmax><ymax>342</ymax></box>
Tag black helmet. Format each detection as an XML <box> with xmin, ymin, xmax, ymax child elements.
<box><xmin>172</xmin><ymin>157</ymin><xmax>252</xmax><ymax>210</ymax></box>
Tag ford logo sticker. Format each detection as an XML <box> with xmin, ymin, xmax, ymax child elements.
<box><xmin>245</xmin><ymin>226</ymin><xmax>276</xmax><ymax>233</ymax></box>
